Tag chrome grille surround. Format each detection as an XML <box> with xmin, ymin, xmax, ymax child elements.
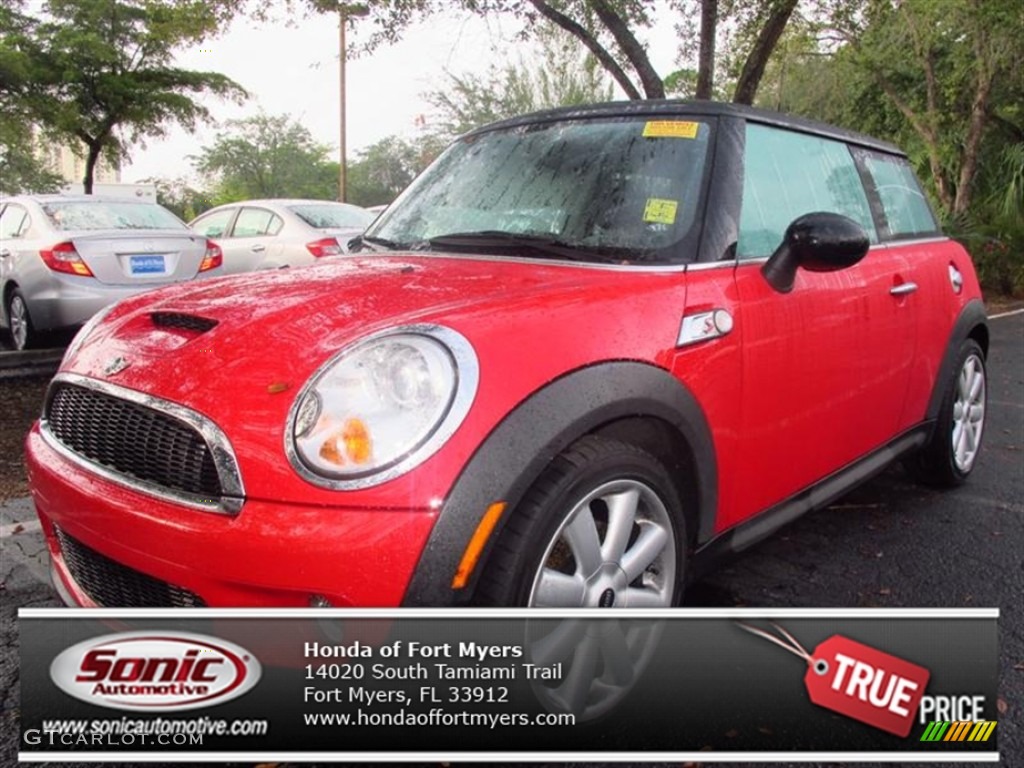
<box><xmin>40</xmin><ymin>372</ymin><xmax>244</xmax><ymax>514</ymax></box>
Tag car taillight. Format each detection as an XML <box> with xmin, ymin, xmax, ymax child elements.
<box><xmin>199</xmin><ymin>239</ymin><xmax>223</xmax><ymax>272</ymax></box>
<box><xmin>39</xmin><ymin>242</ymin><xmax>93</xmax><ymax>276</ymax></box>
<box><xmin>306</xmin><ymin>237</ymin><xmax>343</xmax><ymax>258</ymax></box>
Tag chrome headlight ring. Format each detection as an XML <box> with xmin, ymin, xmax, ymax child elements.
<box><xmin>284</xmin><ymin>324</ymin><xmax>479</xmax><ymax>490</ymax></box>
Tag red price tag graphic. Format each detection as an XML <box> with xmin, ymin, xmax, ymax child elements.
<box><xmin>740</xmin><ymin>624</ymin><xmax>930</xmax><ymax>738</ymax></box>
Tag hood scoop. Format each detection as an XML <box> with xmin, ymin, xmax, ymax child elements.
<box><xmin>150</xmin><ymin>311</ymin><xmax>218</xmax><ymax>334</ymax></box>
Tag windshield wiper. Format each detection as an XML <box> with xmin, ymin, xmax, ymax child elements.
<box><xmin>348</xmin><ymin>234</ymin><xmax>405</xmax><ymax>252</ymax></box>
<box><xmin>426</xmin><ymin>231</ymin><xmax>616</xmax><ymax>263</ymax></box>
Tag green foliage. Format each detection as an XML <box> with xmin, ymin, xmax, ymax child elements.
<box><xmin>345</xmin><ymin>135</ymin><xmax>444</xmax><ymax>207</ymax></box>
<box><xmin>776</xmin><ymin>0</ymin><xmax>1024</xmax><ymax>295</ymax></box>
<box><xmin>424</xmin><ymin>29</ymin><xmax>616</xmax><ymax>138</ymax></box>
<box><xmin>3</xmin><ymin>0</ymin><xmax>246</xmax><ymax>192</ymax></box>
<box><xmin>144</xmin><ymin>176</ymin><xmax>217</xmax><ymax>221</ymax></box>
<box><xmin>0</xmin><ymin>123</ymin><xmax>64</xmax><ymax>195</ymax></box>
<box><xmin>194</xmin><ymin>114</ymin><xmax>340</xmax><ymax>202</ymax></box>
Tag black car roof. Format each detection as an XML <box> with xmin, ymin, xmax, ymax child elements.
<box><xmin>466</xmin><ymin>99</ymin><xmax>904</xmax><ymax>156</ymax></box>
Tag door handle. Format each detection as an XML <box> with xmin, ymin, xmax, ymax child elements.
<box><xmin>251</xmin><ymin>244</ymin><xmax>266</xmax><ymax>253</ymax></box>
<box><xmin>890</xmin><ymin>282</ymin><xmax>918</xmax><ymax>296</ymax></box>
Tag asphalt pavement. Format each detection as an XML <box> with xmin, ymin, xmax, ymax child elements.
<box><xmin>1</xmin><ymin>311</ymin><xmax>1021</xmax><ymax>767</ymax></box>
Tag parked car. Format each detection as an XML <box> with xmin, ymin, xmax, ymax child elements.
<box><xmin>27</xmin><ymin>102</ymin><xmax>987</xmax><ymax>610</ymax></box>
<box><xmin>0</xmin><ymin>195</ymin><xmax>222</xmax><ymax>350</ymax></box>
<box><xmin>189</xmin><ymin>199</ymin><xmax>376</xmax><ymax>274</ymax></box>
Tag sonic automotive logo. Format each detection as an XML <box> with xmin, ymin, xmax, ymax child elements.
<box><xmin>50</xmin><ymin>631</ymin><xmax>261</xmax><ymax>711</ymax></box>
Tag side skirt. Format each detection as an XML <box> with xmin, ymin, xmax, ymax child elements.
<box><xmin>690</xmin><ymin>423</ymin><xmax>932</xmax><ymax>578</ymax></box>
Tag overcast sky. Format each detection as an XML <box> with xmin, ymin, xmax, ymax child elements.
<box><xmin>121</xmin><ymin>7</ymin><xmax>681</xmax><ymax>185</ymax></box>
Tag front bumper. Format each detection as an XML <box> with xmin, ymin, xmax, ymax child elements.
<box><xmin>25</xmin><ymin>425</ymin><xmax>437</xmax><ymax>607</ymax></box>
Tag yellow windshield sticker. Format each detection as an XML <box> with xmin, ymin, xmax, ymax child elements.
<box><xmin>644</xmin><ymin>198</ymin><xmax>678</xmax><ymax>225</ymax></box>
<box><xmin>643</xmin><ymin>120</ymin><xmax>699</xmax><ymax>139</ymax></box>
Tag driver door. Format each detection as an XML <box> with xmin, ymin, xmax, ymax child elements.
<box><xmin>726</xmin><ymin>123</ymin><xmax>917</xmax><ymax>528</ymax></box>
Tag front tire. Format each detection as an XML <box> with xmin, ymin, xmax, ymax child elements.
<box><xmin>910</xmin><ymin>338</ymin><xmax>987</xmax><ymax>486</ymax></box>
<box><xmin>476</xmin><ymin>436</ymin><xmax>685</xmax><ymax>607</ymax></box>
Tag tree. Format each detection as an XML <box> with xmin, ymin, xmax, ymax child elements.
<box><xmin>3</xmin><ymin>0</ymin><xmax>245</xmax><ymax>193</ymax></box>
<box><xmin>776</xmin><ymin>0</ymin><xmax>1024</xmax><ymax>294</ymax></box>
<box><xmin>355</xmin><ymin>0</ymin><xmax>800</xmax><ymax>105</ymax></box>
<box><xmin>820</xmin><ymin>0</ymin><xmax>1022</xmax><ymax>218</ymax></box>
<box><xmin>0</xmin><ymin>2</ymin><xmax>62</xmax><ymax>193</ymax></box>
<box><xmin>0</xmin><ymin>124</ymin><xmax>64</xmax><ymax>195</ymax></box>
<box><xmin>345</xmin><ymin>136</ymin><xmax>440</xmax><ymax>207</ymax></box>
<box><xmin>425</xmin><ymin>29</ymin><xmax>616</xmax><ymax>137</ymax></box>
<box><xmin>144</xmin><ymin>176</ymin><xmax>216</xmax><ymax>220</ymax></box>
<box><xmin>194</xmin><ymin>114</ymin><xmax>340</xmax><ymax>202</ymax></box>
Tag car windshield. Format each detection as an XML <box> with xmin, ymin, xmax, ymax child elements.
<box><xmin>42</xmin><ymin>201</ymin><xmax>186</xmax><ymax>231</ymax></box>
<box><xmin>366</xmin><ymin>116</ymin><xmax>713</xmax><ymax>263</ymax></box>
<box><xmin>289</xmin><ymin>203</ymin><xmax>375</xmax><ymax>229</ymax></box>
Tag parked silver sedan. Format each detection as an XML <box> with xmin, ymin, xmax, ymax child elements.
<box><xmin>189</xmin><ymin>199</ymin><xmax>376</xmax><ymax>274</ymax></box>
<box><xmin>0</xmin><ymin>195</ymin><xmax>223</xmax><ymax>350</ymax></box>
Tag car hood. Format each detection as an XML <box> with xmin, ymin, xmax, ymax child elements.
<box><xmin>68</xmin><ymin>254</ymin><xmax>590</xmax><ymax>375</ymax></box>
<box><xmin>58</xmin><ymin>253</ymin><xmax>687</xmax><ymax>505</ymax></box>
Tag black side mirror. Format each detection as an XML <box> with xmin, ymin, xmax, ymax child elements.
<box><xmin>761</xmin><ymin>212</ymin><xmax>870</xmax><ymax>294</ymax></box>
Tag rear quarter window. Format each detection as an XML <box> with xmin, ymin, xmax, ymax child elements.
<box><xmin>859</xmin><ymin>153</ymin><xmax>940</xmax><ymax>240</ymax></box>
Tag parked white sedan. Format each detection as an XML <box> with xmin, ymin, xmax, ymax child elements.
<box><xmin>189</xmin><ymin>199</ymin><xmax>376</xmax><ymax>274</ymax></box>
<box><xmin>0</xmin><ymin>195</ymin><xmax>223</xmax><ymax>350</ymax></box>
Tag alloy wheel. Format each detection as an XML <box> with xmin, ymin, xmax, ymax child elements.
<box><xmin>528</xmin><ymin>479</ymin><xmax>676</xmax><ymax>608</ymax></box>
<box><xmin>952</xmin><ymin>353</ymin><xmax>986</xmax><ymax>472</ymax></box>
<box><xmin>9</xmin><ymin>294</ymin><xmax>28</xmax><ymax>351</ymax></box>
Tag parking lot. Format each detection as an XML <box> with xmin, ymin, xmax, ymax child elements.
<box><xmin>1</xmin><ymin>311</ymin><xmax>1021</xmax><ymax>766</ymax></box>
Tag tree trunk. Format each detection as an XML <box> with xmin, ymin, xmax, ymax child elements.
<box><xmin>953</xmin><ymin>63</ymin><xmax>995</xmax><ymax>216</ymax></box>
<box><xmin>83</xmin><ymin>141</ymin><xmax>103</xmax><ymax>195</ymax></box>
<box><xmin>696</xmin><ymin>0</ymin><xmax>717</xmax><ymax>99</ymax></box>
<box><xmin>733</xmin><ymin>0</ymin><xmax>799</xmax><ymax>105</ymax></box>
<box><xmin>591</xmin><ymin>0</ymin><xmax>665</xmax><ymax>99</ymax></box>
<box><xmin>527</xmin><ymin>0</ymin><xmax>642</xmax><ymax>100</ymax></box>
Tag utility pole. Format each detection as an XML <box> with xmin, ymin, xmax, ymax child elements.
<box><xmin>338</xmin><ymin>4</ymin><xmax>368</xmax><ymax>203</ymax></box>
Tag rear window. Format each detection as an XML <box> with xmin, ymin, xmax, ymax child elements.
<box><xmin>289</xmin><ymin>204</ymin><xmax>375</xmax><ymax>229</ymax></box>
<box><xmin>42</xmin><ymin>201</ymin><xmax>186</xmax><ymax>231</ymax></box>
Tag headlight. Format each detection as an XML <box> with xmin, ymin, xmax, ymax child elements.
<box><xmin>285</xmin><ymin>325</ymin><xmax>479</xmax><ymax>489</ymax></box>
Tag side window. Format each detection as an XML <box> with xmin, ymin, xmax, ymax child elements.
<box><xmin>861</xmin><ymin>154</ymin><xmax>939</xmax><ymax>239</ymax></box>
<box><xmin>233</xmin><ymin>207</ymin><xmax>282</xmax><ymax>237</ymax></box>
<box><xmin>738</xmin><ymin>123</ymin><xmax>877</xmax><ymax>259</ymax></box>
<box><xmin>0</xmin><ymin>205</ymin><xmax>29</xmax><ymax>239</ymax></box>
<box><xmin>191</xmin><ymin>208</ymin><xmax>235</xmax><ymax>238</ymax></box>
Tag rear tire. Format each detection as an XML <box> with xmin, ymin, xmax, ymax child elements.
<box><xmin>476</xmin><ymin>436</ymin><xmax>685</xmax><ymax>607</ymax></box>
<box><xmin>909</xmin><ymin>339</ymin><xmax>986</xmax><ymax>486</ymax></box>
<box><xmin>5</xmin><ymin>289</ymin><xmax>36</xmax><ymax>351</ymax></box>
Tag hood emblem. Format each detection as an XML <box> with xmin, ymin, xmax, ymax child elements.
<box><xmin>103</xmin><ymin>356</ymin><xmax>130</xmax><ymax>376</ymax></box>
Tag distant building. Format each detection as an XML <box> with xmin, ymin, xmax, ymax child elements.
<box><xmin>34</xmin><ymin>128</ymin><xmax>121</xmax><ymax>186</ymax></box>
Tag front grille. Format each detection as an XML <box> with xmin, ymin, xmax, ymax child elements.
<box><xmin>55</xmin><ymin>527</ymin><xmax>205</xmax><ymax>607</ymax></box>
<box><xmin>150</xmin><ymin>311</ymin><xmax>218</xmax><ymax>333</ymax></box>
<box><xmin>46</xmin><ymin>383</ymin><xmax>222</xmax><ymax>498</ymax></box>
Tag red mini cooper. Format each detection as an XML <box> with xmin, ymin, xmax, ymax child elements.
<box><xmin>26</xmin><ymin>102</ymin><xmax>987</xmax><ymax>609</ymax></box>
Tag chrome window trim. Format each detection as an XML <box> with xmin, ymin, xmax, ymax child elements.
<box><xmin>375</xmin><ymin>251</ymin><xmax>692</xmax><ymax>273</ymax></box>
<box><xmin>879</xmin><ymin>235</ymin><xmax>949</xmax><ymax>247</ymax></box>
<box><xmin>40</xmin><ymin>373</ymin><xmax>245</xmax><ymax>515</ymax></box>
<box><xmin>284</xmin><ymin>324</ymin><xmax>480</xmax><ymax>491</ymax></box>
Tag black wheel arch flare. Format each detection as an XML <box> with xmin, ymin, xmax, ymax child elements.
<box><xmin>401</xmin><ymin>361</ymin><xmax>718</xmax><ymax>606</ymax></box>
<box><xmin>926</xmin><ymin>299</ymin><xmax>989</xmax><ymax>424</ymax></box>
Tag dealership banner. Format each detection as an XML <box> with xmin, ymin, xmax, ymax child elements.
<box><xmin>19</xmin><ymin>608</ymin><xmax>998</xmax><ymax>762</ymax></box>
